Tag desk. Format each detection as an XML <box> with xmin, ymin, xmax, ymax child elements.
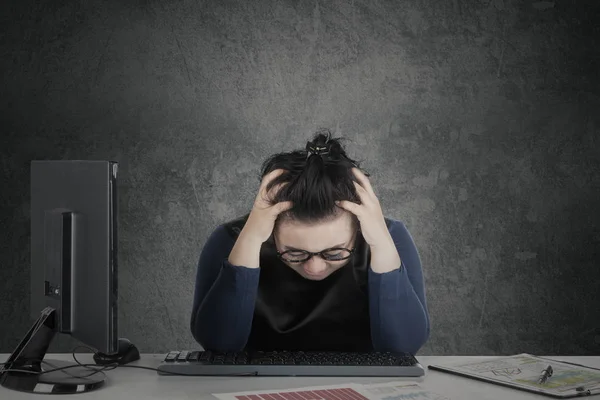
<box><xmin>1</xmin><ymin>354</ymin><xmax>598</xmax><ymax>399</ymax></box>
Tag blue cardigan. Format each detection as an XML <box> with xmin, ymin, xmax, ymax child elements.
<box><xmin>190</xmin><ymin>217</ymin><xmax>430</xmax><ymax>354</ymax></box>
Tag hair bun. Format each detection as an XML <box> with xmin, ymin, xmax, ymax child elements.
<box><xmin>306</xmin><ymin>140</ymin><xmax>330</xmax><ymax>159</ymax></box>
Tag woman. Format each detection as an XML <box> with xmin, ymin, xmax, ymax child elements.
<box><xmin>190</xmin><ymin>129</ymin><xmax>430</xmax><ymax>354</ymax></box>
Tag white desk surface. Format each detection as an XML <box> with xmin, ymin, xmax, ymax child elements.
<box><xmin>1</xmin><ymin>354</ymin><xmax>598</xmax><ymax>399</ymax></box>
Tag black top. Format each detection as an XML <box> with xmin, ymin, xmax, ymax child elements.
<box><xmin>223</xmin><ymin>213</ymin><xmax>379</xmax><ymax>351</ymax></box>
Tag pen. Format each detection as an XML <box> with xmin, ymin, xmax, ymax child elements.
<box><xmin>576</xmin><ymin>383</ymin><xmax>600</xmax><ymax>396</ymax></box>
<box><xmin>538</xmin><ymin>365</ymin><xmax>553</xmax><ymax>384</ymax></box>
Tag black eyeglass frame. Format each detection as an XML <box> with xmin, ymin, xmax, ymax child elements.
<box><xmin>274</xmin><ymin>229</ymin><xmax>359</xmax><ymax>263</ymax></box>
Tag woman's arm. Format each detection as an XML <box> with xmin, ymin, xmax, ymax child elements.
<box><xmin>368</xmin><ymin>220</ymin><xmax>430</xmax><ymax>354</ymax></box>
<box><xmin>190</xmin><ymin>225</ymin><xmax>260</xmax><ymax>351</ymax></box>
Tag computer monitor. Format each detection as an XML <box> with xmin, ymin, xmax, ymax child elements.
<box><xmin>0</xmin><ymin>160</ymin><xmax>137</xmax><ymax>395</ymax></box>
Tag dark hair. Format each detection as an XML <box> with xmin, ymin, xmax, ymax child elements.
<box><xmin>259</xmin><ymin>128</ymin><xmax>371</xmax><ymax>227</ymax></box>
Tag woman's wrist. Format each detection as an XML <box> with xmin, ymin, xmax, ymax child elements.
<box><xmin>228</xmin><ymin>230</ymin><xmax>263</xmax><ymax>269</ymax></box>
<box><xmin>369</xmin><ymin>240</ymin><xmax>401</xmax><ymax>274</ymax></box>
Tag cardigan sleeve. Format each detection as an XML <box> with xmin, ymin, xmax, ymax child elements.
<box><xmin>190</xmin><ymin>225</ymin><xmax>260</xmax><ymax>351</ymax></box>
<box><xmin>368</xmin><ymin>220</ymin><xmax>430</xmax><ymax>354</ymax></box>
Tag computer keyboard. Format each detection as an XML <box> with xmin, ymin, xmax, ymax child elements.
<box><xmin>157</xmin><ymin>350</ymin><xmax>424</xmax><ymax>377</ymax></box>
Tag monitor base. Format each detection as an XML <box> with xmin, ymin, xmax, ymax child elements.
<box><xmin>0</xmin><ymin>307</ymin><xmax>106</xmax><ymax>395</ymax></box>
<box><xmin>0</xmin><ymin>359</ymin><xmax>105</xmax><ymax>394</ymax></box>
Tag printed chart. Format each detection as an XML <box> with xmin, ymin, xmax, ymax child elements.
<box><xmin>214</xmin><ymin>382</ymin><xmax>453</xmax><ymax>400</ymax></box>
<box><xmin>213</xmin><ymin>384</ymin><xmax>368</xmax><ymax>400</ymax></box>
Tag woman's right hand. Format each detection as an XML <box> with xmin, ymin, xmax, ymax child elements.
<box><xmin>241</xmin><ymin>169</ymin><xmax>293</xmax><ymax>244</ymax></box>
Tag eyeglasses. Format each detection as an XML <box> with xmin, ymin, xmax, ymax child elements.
<box><xmin>274</xmin><ymin>230</ymin><xmax>358</xmax><ymax>263</ymax></box>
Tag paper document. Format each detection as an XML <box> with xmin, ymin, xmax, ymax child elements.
<box><xmin>357</xmin><ymin>382</ymin><xmax>453</xmax><ymax>400</ymax></box>
<box><xmin>213</xmin><ymin>382</ymin><xmax>453</xmax><ymax>400</ymax></box>
<box><xmin>431</xmin><ymin>353</ymin><xmax>600</xmax><ymax>396</ymax></box>
<box><xmin>212</xmin><ymin>383</ymin><xmax>368</xmax><ymax>400</ymax></box>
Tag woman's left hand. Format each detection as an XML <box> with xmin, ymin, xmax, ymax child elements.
<box><xmin>335</xmin><ymin>168</ymin><xmax>394</xmax><ymax>249</ymax></box>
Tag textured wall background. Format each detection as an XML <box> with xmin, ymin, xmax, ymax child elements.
<box><xmin>1</xmin><ymin>0</ymin><xmax>599</xmax><ymax>355</ymax></box>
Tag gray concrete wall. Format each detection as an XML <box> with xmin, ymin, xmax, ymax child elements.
<box><xmin>1</xmin><ymin>0</ymin><xmax>599</xmax><ymax>355</ymax></box>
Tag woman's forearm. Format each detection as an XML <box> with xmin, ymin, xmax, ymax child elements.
<box><xmin>368</xmin><ymin>267</ymin><xmax>430</xmax><ymax>354</ymax></box>
<box><xmin>192</xmin><ymin>232</ymin><xmax>263</xmax><ymax>351</ymax></box>
<box><xmin>192</xmin><ymin>262</ymin><xmax>260</xmax><ymax>351</ymax></box>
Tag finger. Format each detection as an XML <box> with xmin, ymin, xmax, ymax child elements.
<box><xmin>260</xmin><ymin>169</ymin><xmax>286</xmax><ymax>191</ymax></box>
<box><xmin>335</xmin><ymin>200</ymin><xmax>362</xmax><ymax>217</ymax></box>
<box><xmin>260</xmin><ymin>170</ymin><xmax>286</xmax><ymax>197</ymax></box>
<box><xmin>275</xmin><ymin>201</ymin><xmax>294</xmax><ymax>215</ymax></box>
<box><xmin>270</xmin><ymin>182</ymin><xmax>288</xmax><ymax>198</ymax></box>
<box><xmin>352</xmin><ymin>168</ymin><xmax>376</xmax><ymax>197</ymax></box>
<box><xmin>352</xmin><ymin>181</ymin><xmax>370</xmax><ymax>204</ymax></box>
<box><xmin>262</xmin><ymin>182</ymin><xmax>286</xmax><ymax>203</ymax></box>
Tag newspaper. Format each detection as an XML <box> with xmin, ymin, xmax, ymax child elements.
<box><xmin>213</xmin><ymin>381</ymin><xmax>452</xmax><ymax>400</ymax></box>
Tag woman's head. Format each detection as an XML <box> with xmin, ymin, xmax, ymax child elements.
<box><xmin>259</xmin><ymin>128</ymin><xmax>370</xmax><ymax>280</ymax></box>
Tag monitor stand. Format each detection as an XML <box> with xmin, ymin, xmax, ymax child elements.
<box><xmin>0</xmin><ymin>307</ymin><xmax>106</xmax><ymax>395</ymax></box>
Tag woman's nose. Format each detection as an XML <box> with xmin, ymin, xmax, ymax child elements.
<box><xmin>304</xmin><ymin>256</ymin><xmax>327</xmax><ymax>271</ymax></box>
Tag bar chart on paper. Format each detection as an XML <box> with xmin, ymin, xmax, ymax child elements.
<box><xmin>213</xmin><ymin>383</ymin><xmax>454</xmax><ymax>400</ymax></box>
<box><xmin>213</xmin><ymin>384</ymin><xmax>370</xmax><ymax>400</ymax></box>
<box><xmin>234</xmin><ymin>388</ymin><xmax>367</xmax><ymax>399</ymax></box>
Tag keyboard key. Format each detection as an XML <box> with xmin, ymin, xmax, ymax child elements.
<box><xmin>165</xmin><ymin>351</ymin><xmax>178</xmax><ymax>362</ymax></box>
<box><xmin>223</xmin><ymin>353</ymin><xmax>236</xmax><ymax>364</ymax></box>
<box><xmin>188</xmin><ymin>351</ymin><xmax>201</xmax><ymax>362</ymax></box>
<box><xmin>177</xmin><ymin>351</ymin><xmax>189</xmax><ymax>362</ymax></box>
